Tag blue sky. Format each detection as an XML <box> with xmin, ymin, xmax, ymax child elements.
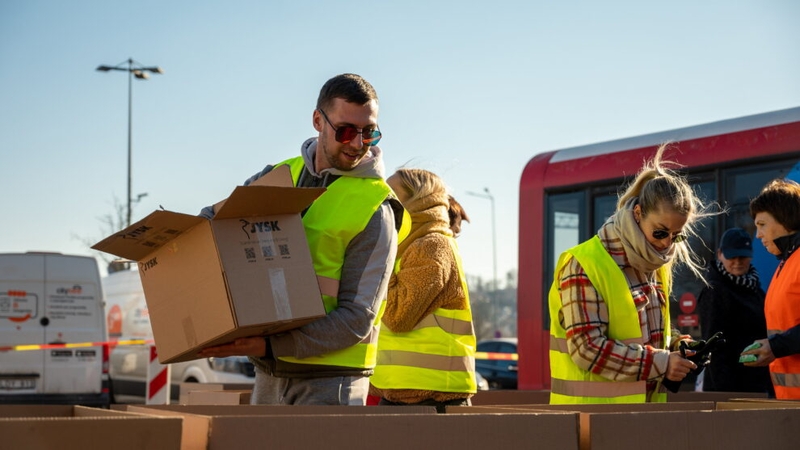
<box><xmin>2</xmin><ymin>1</ymin><xmax>799</xmax><ymax>283</ymax></box>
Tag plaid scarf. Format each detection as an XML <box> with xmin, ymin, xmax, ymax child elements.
<box><xmin>715</xmin><ymin>259</ymin><xmax>760</xmax><ymax>292</ymax></box>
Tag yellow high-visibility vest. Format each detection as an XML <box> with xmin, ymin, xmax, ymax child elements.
<box><xmin>548</xmin><ymin>236</ymin><xmax>671</xmax><ymax>404</ymax></box>
<box><xmin>275</xmin><ymin>157</ymin><xmax>404</xmax><ymax>369</ymax></box>
<box><xmin>372</xmin><ymin>236</ymin><xmax>477</xmax><ymax>393</ymax></box>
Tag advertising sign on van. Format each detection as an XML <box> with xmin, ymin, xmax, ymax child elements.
<box><xmin>0</xmin><ymin>290</ymin><xmax>38</xmax><ymax>322</ymax></box>
<box><xmin>0</xmin><ymin>252</ymin><xmax>110</xmax><ymax>407</ymax></box>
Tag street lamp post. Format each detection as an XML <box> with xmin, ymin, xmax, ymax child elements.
<box><xmin>467</xmin><ymin>187</ymin><xmax>498</xmax><ymax>334</ymax></box>
<box><xmin>96</xmin><ymin>58</ymin><xmax>163</xmax><ymax>227</ymax></box>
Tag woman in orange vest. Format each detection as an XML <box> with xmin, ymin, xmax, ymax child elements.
<box><xmin>742</xmin><ymin>179</ymin><xmax>800</xmax><ymax>399</ymax></box>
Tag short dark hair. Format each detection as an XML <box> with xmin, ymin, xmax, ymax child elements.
<box><xmin>448</xmin><ymin>195</ymin><xmax>470</xmax><ymax>237</ymax></box>
<box><xmin>316</xmin><ymin>73</ymin><xmax>378</xmax><ymax>111</ymax></box>
<box><xmin>750</xmin><ymin>178</ymin><xmax>800</xmax><ymax>231</ymax></box>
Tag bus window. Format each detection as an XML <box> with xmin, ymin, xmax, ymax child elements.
<box><xmin>546</xmin><ymin>192</ymin><xmax>583</xmax><ymax>272</ymax></box>
<box><xmin>545</xmin><ymin>192</ymin><xmax>583</xmax><ymax>329</ymax></box>
<box><xmin>592</xmin><ymin>192</ymin><xmax>617</xmax><ymax>233</ymax></box>
<box><xmin>725</xmin><ymin>162</ymin><xmax>793</xmax><ymax>230</ymax></box>
<box><xmin>671</xmin><ymin>179</ymin><xmax>716</xmax><ymax>334</ymax></box>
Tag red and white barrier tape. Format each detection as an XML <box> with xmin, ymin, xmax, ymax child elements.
<box><xmin>0</xmin><ymin>339</ymin><xmax>155</xmax><ymax>352</ymax></box>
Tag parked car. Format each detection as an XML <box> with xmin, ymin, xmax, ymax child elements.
<box><xmin>475</xmin><ymin>337</ymin><xmax>518</xmax><ymax>389</ymax></box>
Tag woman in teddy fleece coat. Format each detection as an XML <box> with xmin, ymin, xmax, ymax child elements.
<box><xmin>370</xmin><ymin>168</ymin><xmax>478</xmax><ymax>412</ymax></box>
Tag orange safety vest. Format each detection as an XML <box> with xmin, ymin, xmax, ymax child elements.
<box><xmin>764</xmin><ymin>252</ymin><xmax>800</xmax><ymax>399</ymax></box>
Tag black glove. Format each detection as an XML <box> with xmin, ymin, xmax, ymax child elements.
<box><xmin>680</xmin><ymin>331</ymin><xmax>726</xmax><ymax>375</ymax></box>
<box><xmin>662</xmin><ymin>332</ymin><xmax>726</xmax><ymax>393</ymax></box>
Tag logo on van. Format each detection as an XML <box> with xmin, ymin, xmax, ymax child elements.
<box><xmin>239</xmin><ymin>219</ymin><xmax>281</xmax><ymax>240</ymax></box>
<box><xmin>140</xmin><ymin>257</ymin><xmax>158</xmax><ymax>272</ymax></box>
<box><xmin>56</xmin><ymin>285</ymin><xmax>82</xmax><ymax>295</ymax></box>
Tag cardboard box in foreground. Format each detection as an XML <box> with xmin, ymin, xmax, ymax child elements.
<box><xmin>178</xmin><ymin>382</ymin><xmax>254</xmax><ymax>405</ymax></box>
<box><xmin>124</xmin><ymin>404</ymin><xmax>578</xmax><ymax>450</ymax></box>
<box><xmin>455</xmin><ymin>400</ymin><xmax>800</xmax><ymax>450</ymax></box>
<box><xmin>0</xmin><ymin>405</ymin><xmax>181</xmax><ymax>450</ymax></box>
<box><xmin>578</xmin><ymin>407</ymin><xmax>799</xmax><ymax>450</ymax></box>
<box><xmin>452</xmin><ymin>402</ymin><xmax>715</xmax><ymax>450</ymax></box>
<box><xmin>471</xmin><ymin>389</ymin><xmax>551</xmax><ymax>405</ymax></box>
<box><xmin>93</xmin><ymin>166</ymin><xmax>327</xmax><ymax>363</ymax></box>
<box><xmin>187</xmin><ymin>389</ymin><xmax>252</xmax><ymax>405</ymax></box>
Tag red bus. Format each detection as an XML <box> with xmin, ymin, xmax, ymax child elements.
<box><xmin>518</xmin><ymin>107</ymin><xmax>800</xmax><ymax>390</ymax></box>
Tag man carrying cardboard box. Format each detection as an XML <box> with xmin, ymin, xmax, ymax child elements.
<box><xmin>198</xmin><ymin>73</ymin><xmax>407</xmax><ymax>406</ymax></box>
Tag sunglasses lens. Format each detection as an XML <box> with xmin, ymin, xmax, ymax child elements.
<box><xmin>652</xmin><ymin>229</ymin><xmax>687</xmax><ymax>243</ymax></box>
<box><xmin>363</xmin><ymin>129</ymin><xmax>382</xmax><ymax>145</ymax></box>
<box><xmin>335</xmin><ymin>126</ymin><xmax>359</xmax><ymax>144</ymax></box>
<box><xmin>652</xmin><ymin>230</ymin><xmax>669</xmax><ymax>240</ymax></box>
<box><xmin>335</xmin><ymin>127</ymin><xmax>382</xmax><ymax>146</ymax></box>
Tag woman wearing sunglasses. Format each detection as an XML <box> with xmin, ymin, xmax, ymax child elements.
<box><xmin>549</xmin><ymin>143</ymin><xmax>712</xmax><ymax>404</ymax></box>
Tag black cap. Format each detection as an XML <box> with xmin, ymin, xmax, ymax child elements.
<box><xmin>720</xmin><ymin>228</ymin><xmax>753</xmax><ymax>259</ymax></box>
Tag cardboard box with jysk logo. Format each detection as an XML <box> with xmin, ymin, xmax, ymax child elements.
<box><xmin>93</xmin><ymin>166</ymin><xmax>327</xmax><ymax>364</ymax></box>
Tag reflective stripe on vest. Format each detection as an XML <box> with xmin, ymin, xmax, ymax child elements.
<box><xmin>548</xmin><ymin>235</ymin><xmax>670</xmax><ymax>404</ymax></box>
<box><xmin>274</xmin><ymin>156</ymin><xmax>392</xmax><ymax>369</ymax></box>
<box><xmin>764</xmin><ymin>251</ymin><xmax>800</xmax><ymax>399</ymax></box>
<box><xmin>771</xmin><ymin>371</ymin><xmax>800</xmax><ymax>392</ymax></box>
<box><xmin>372</xmin><ymin>237</ymin><xmax>477</xmax><ymax>393</ymax></box>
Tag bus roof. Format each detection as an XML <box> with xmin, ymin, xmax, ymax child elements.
<box><xmin>549</xmin><ymin>106</ymin><xmax>800</xmax><ymax>164</ymax></box>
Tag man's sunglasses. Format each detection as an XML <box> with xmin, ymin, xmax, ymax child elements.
<box><xmin>318</xmin><ymin>109</ymin><xmax>382</xmax><ymax>146</ymax></box>
<box><xmin>652</xmin><ymin>229</ymin><xmax>687</xmax><ymax>243</ymax></box>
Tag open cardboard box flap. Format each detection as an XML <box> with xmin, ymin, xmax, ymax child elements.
<box><xmin>91</xmin><ymin>211</ymin><xmax>205</xmax><ymax>262</ymax></box>
<box><xmin>92</xmin><ymin>165</ymin><xmax>324</xmax><ymax>261</ymax></box>
<box><xmin>213</xmin><ymin>185</ymin><xmax>322</xmax><ymax>219</ymax></box>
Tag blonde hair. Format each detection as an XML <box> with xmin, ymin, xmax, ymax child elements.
<box><xmin>391</xmin><ymin>168</ymin><xmax>469</xmax><ymax>235</ymax></box>
<box><xmin>391</xmin><ymin>168</ymin><xmax>446</xmax><ymax>206</ymax></box>
<box><xmin>618</xmin><ymin>143</ymin><xmax>716</xmax><ymax>281</ymax></box>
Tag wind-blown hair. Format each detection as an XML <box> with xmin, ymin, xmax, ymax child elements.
<box><xmin>391</xmin><ymin>168</ymin><xmax>469</xmax><ymax>236</ymax></box>
<box><xmin>618</xmin><ymin>143</ymin><xmax>717</xmax><ymax>281</ymax></box>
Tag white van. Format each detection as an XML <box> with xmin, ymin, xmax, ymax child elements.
<box><xmin>103</xmin><ymin>268</ymin><xmax>254</xmax><ymax>401</ymax></box>
<box><xmin>0</xmin><ymin>252</ymin><xmax>110</xmax><ymax>407</ymax></box>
